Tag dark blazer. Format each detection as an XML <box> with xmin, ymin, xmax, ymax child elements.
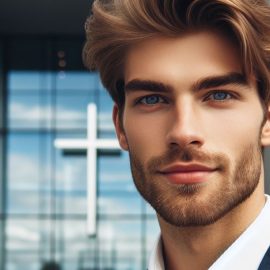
<box><xmin>258</xmin><ymin>246</ymin><xmax>270</xmax><ymax>270</ymax></box>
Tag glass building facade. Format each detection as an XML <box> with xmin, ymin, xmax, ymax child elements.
<box><xmin>0</xmin><ymin>35</ymin><xmax>270</xmax><ymax>270</ymax></box>
<box><xmin>0</xmin><ymin>37</ymin><xmax>160</xmax><ymax>270</ymax></box>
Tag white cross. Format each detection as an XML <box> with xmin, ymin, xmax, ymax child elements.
<box><xmin>54</xmin><ymin>103</ymin><xmax>121</xmax><ymax>236</ymax></box>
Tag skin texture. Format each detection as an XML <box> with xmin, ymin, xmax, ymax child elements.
<box><xmin>113</xmin><ymin>31</ymin><xmax>270</xmax><ymax>269</ymax></box>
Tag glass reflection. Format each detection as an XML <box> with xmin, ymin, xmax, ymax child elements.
<box><xmin>8</xmin><ymin>71</ymin><xmax>46</xmax><ymax>92</ymax></box>
<box><xmin>5</xmin><ymin>56</ymin><xmax>156</xmax><ymax>270</ymax></box>
<box><xmin>56</xmin><ymin>95</ymin><xmax>94</xmax><ymax>129</ymax></box>
<box><xmin>56</xmin><ymin>71</ymin><xmax>98</xmax><ymax>91</ymax></box>
<box><xmin>7</xmin><ymin>134</ymin><xmax>40</xmax><ymax>214</ymax></box>
<box><xmin>98</xmin><ymin>93</ymin><xmax>115</xmax><ymax>137</ymax></box>
<box><xmin>8</xmin><ymin>94</ymin><xmax>42</xmax><ymax>129</ymax></box>
<box><xmin>6</xmin><ymin>219</ymin><xmax>40</xmax><ymax>270</ymax></box>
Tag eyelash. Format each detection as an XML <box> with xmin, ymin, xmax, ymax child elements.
<box><xmin>134</xmin><ymin>90</ymin><xmax>237</xmax><ymax>106</ymax></box>
<box><xmin>135</xmin><ymin>94</ymin><xmax>168</xmax><ymax>105</ymax></box>
<box><xmin>203</xmin><ymin>90</ymin><xmax>237</xmax><ymax>102</ymax></box>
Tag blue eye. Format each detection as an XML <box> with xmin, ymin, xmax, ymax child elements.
<box><xmin>139</xmin><ymin>95</ymin><xmax>165</xmax><ymax>105</ymax></box>
<box><xmin>208</xmin><ymin>91</ymin><xmax>232</xmax><ymax>101</ymax></box>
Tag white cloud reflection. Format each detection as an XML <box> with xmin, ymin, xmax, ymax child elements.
<box><xmin>9</xmin><ymin>102</ymin><xmax>85</xmax><ymax>128</ymax></box>
<box><xmin>9</xmin><ymin>102</ymin><xmax>116</xmax><ymax>131</ymax></box>
<box><xmin>6</xmin><ymin>100</ymin><xmax>159</xmax><ymax>264</ymax></box>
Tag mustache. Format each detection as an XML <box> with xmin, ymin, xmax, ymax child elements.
<box><xmin>147</xmin><ymin>146</ymin><xmax>228</xmax><ymax>172</ymax></box>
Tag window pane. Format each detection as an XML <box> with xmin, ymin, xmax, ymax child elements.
<box><xmin>55</xmin><ymin>71</ymin><xmax>98</xmax><ymax>91</ymax></box>
<box><xmin>55</xmin><ymin>148</ymin><xmax>87</xmax><ymax>215</ymax></box>
<box><xmin>6</xmin><ymin>219</ymin><xmax>40</xmax><ymax>270</ymax></box>
<box><xmin>6</xmin><ymin>133</ymin><xmax>53</xmax><ymax>215</ymax></box>
<box><xmin>98</xmin><ymin>93</ymin><xmax>115</xmax><ymax>137</ymax></box>
<box><xmin>98</xmin><ymin>192</ymin><xmax>143</xmax><ymax>215</ymax></box>
<box><xmin>97</xmin><ymin>219</ymin><xmax>143</xmax><ymax>270</ymax></box>
<box><xmin>7</xmin><ymin>134</ymin><xmax>40</xmax><ymax>214</ymax></box>
<box><xmin>98</xmin><ymin>152</ymin><xmax>142</xmax><ymax>215</ymax></box>
<box><xmin>8</xmin><ymin>94</ymin><xmax>41</xmax><ymax>129</ymax></box>
<box><xmin>56</xmin><ymin>95</ymin><xmax>95</xmax><ymax>129</ymax></box>
<box><xmin>8</xmin><ymin>71</ymin><xmax>41</xmax><ymax>91</ymax></box>
<box><xmin>56</xmin><ymin>219</ymin><xmax>92</xmax><ymax>270</ymax></box>
<box><xmin>8</xmin><ymin>71</ymin><xmax>53</xmax><ymax>92</ymax></box>
<box><xmin>99</xmin><ymin>152</ymin><xmax>134</xmax><ymax>193</ymax></box>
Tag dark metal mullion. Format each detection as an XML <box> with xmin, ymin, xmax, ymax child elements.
<box><xmin>51</xmin><ymin>37</ymin><xmax>58</xmax><ymax>263</ymax></box>
<box><xmin>0</xmin><ymin>36</ymin><xmax>8</xmax><ymax>270</ymax></box>
<box><xmin>38</xmin><ymin>37</ymin><xmax>45</xmax><ymax>266</ymax></box>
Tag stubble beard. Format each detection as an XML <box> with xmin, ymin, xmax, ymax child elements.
<box><xmin>128</xmin><ymin>142</ymin><xmax>262</xmax><ymax>227</ymax></box>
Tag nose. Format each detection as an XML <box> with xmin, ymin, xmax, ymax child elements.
<box><xmin>166</xmin><ymin>100</ymin><xmax>205</xmax><ymax>148</ymax></box>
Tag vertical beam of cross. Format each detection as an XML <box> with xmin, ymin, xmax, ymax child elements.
<box><xmin>54</xmin><ymin>103</ymin><xmax>121</xmax><ymax>236</ymax></box>
<box><xmin>88</xmin><ymin>103</ymin><xmax>97</xmax><ymax>236</ymax></box>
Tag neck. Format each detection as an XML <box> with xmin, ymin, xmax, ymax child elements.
<box><xmin>158</xmin><ymin>181</ymin><xmax>266</xmax><ymax>270</ymax></box>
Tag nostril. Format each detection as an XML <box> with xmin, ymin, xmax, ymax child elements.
<box><xmin>190</xmin><ymin>140</ymin><xmax>201</xmax><ymax>145</ymax></box>
<box><xmin>168</xmin><ymin>137</ymin><xmax>203</xmax><ymax>148</ymax></box>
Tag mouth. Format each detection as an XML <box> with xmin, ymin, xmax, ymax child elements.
<box><xmin>158</xmin><ymin>163</ymin><xmax>217</xmax><ymax>185</ymax></box>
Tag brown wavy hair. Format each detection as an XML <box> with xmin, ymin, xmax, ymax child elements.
<box><xmin>83</xmin><ymin>0</ymin><xmax>270</xmax><ymax>109</ymax></box>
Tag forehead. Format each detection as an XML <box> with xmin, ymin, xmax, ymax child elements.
<box><xmin>124</xmin><ymin>31</ymin><xmax>242</xmax><ymax>86</ymax></box>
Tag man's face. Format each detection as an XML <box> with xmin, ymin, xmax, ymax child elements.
<box><xmin>114</xmin><ymin>31</ymin><xmax>267</xmax><ymax>227</ymax></box>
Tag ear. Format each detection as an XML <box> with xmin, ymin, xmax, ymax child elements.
<box><xmin>261</xmin><ymin>105</ymin><xmax>270</xmax><ymax>147</ymax></box>
<box><xmin>112</xmin><ymin>104</ymin><xmax>129</xmax><ymax>151</ymax></box>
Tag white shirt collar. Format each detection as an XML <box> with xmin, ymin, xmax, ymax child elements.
<box><xmin>148</xmin><ymin>234</ymin><xmax>165</xmax><ymax>270</ymax></box>
<box><xmin>148</xmin><ymin>195</ymin><xmax>270</xmax><ymax>270</ymax></box>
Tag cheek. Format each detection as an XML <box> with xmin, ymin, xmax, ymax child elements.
<box><xmin>123</xmin><ymin>114</ymin><xmax>167</xmax><ymax>158</ymax></box>
<box><xmin>205</xmin><ymin>107</ymin><xmax>263</xmax><ymax>154</ymax></box>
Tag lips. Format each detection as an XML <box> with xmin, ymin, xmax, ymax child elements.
<box><xmin>159</xmin><ymin>163</ymin><xmax>216</xmax><ymax>184</ymax></box>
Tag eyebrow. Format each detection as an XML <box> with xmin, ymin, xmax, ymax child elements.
<box><xmin>124</xmin><ymin>72</ymin><xmax>248</xmax><ymax>94</ymax></box>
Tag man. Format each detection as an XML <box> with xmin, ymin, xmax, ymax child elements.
<box><xmin>83</xmin><ymin>0</ymin><xmax>270</xmax><ymax>269</ymax></box>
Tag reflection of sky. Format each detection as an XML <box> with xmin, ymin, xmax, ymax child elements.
<box><xmin>6</xmin><ymin>70</ymin><xmax>160</xmax><ymax>270</ymax></box>
<box><xmin>8</xmin><ymin>71</ymin><xmax>99</xmax><ymax>92</ymax></box>
<box><xmin>6</xmin><ymin>218</ymin><xmax>160</xmax><ymax>270</ymax></box>
<box><xmin>8</xmin><ymin>72</ymin><xmax>116</xmax><ymax>131</ymax></box>
<box><xmin>8</xmin><ymin>136</ymin><xmax>146</xmax><ymax>216</ymax></box>
<box><xmin>8</xmin><ymin>71</ymin><xmax>51</xmax><ymax>91</ymax></box>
